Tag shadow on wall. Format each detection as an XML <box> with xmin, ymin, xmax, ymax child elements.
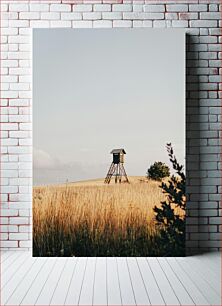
<box><xmin>186</xmin><ymin>34</ymin><xmax>201</xmax><ymax>255</ymax></box>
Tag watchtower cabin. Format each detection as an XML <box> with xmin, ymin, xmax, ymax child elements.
<box><xmin>104</xmin><ymin>149</ymin><xmax>129</xmax><ymax>184</ymax></box>
<box><xmin>112</xmin><ymin>149</ymin><xmax>125</xmax><ymax>164</ymax></box>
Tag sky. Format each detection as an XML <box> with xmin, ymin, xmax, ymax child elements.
<box><xmin>33</xmin><ymin>28</ymin><xmax>185</xmax><ymax>185</ymax></box>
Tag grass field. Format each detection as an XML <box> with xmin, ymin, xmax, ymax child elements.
<box><xmin>33</xmin><ymin>176</ymin><xmax>184</xmax><ymax>256</ymax></box>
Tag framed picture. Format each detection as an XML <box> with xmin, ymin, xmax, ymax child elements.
<box><xmin>33</xmin><ymin>28</ymin><xmax>185</xmax><ymax>257</ymax></box>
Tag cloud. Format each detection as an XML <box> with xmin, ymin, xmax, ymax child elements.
<box><xmin>33</xmin><ymin>148</ymin><xmax>110</xmax><ymax>185</ymax></box>
<box><xmin>33</xmin><ymin>148</ymin><xmax>61</xmax><ymax>169</ymax></box>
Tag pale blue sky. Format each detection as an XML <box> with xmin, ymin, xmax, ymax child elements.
<box><xmin>33</xmin><ymin>28</ymin><xmax>185</xmax><ymax>185</ymax></box>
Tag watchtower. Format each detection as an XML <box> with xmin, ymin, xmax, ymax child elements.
<box><xmin>104</xmin><ymin>149</ymin><xmax>129</xmax><ymax>184</ymax></box>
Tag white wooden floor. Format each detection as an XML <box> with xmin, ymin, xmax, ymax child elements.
<box><xmin>1</xmin><ymin>251</ymin><xmax>221</xmax><ymax>306</ymax></box>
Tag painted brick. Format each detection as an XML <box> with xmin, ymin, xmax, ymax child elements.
<box><xmin>166</xmin><ymin>5</ymin><xmax>188</xmax><ymax>12</ymax></box>
<box><xmin>210</xmin><ymin>233</ymin><xmax>221</xmax><ymax>240</ymax></box>
<box><xmin>133</xmin><ymin>20</ymin><xmax>143</xmax><ymax>27</ymax></box>
<box><xmin>113</xmin><ymin>20</ymin><xmax>132</xmax><ymax>27</ymax></box>
<box><xmin>0</xmin><ymin>225</ymin><xmax>18</xmax><ymax>233</ymax></box>
<box><xmin>19</xmin><ymin>241</ymin><xmax>31</xmax><ymax>248</ymax></box>
<box><xmin>2</xmin><ymin>60</ymin><xmax>18</xmax><ymax>68</ymax></box>
<box><xmin>9</xmin><ymin>115</ymin><xmax>30</xmax><ymax>123</ymax></box>
<box><xmin>8</xmin><ymin>146</ymin><xmax>31</xmax><ymax>154</ymax></box>
<box><xmin>41</xmin><ymin>12</ymin><xmax>60</xmax><ymax>20</ymax></box>
<box><xmin>142</xmin><ymin>21</ymin><xmax>153</xmax><ymax>27</ymax></box>
<box><xmin>9</xmin><ymin>233</ymin><xmax>29</xmax><ymax>240</ymax></box>
<box><xmin>73</xmin><ymin>5</ymin><xmax>93</xmax><ymax>12</ymax></box>
<box><xmin>123</xmin><ymin>12</ymin><xmax>164</xmax><ymax>20</ymax></box>
<box><xmin>50</xmin><ymin>21</ymin><xmax>71</xmax><ymax>28</ymax></box>
<box><xmin>179</xmin><ymin>13</ymin><xmax>198</xmax><ymax>20</ymax></box>
<box><xmin>2</xmin><ymin>123</ymin><xmax>18</xmax><ymax>131</ymax></box>
<box><xmin>10</xmin><ymin>177</ymin><xmax>31</xmax><ymax>185</ymax></box>
<box><xmin>1</xmin><ymin>170</ymin><xmax>18</xmax><ymax>178</ymax></box>
<box><xmin>61</xmin><ymin>13</ymin><xmax>82</xmax><ymax>20</ymax></box>
<box><xmin>102</xmin><ymin>12</ymin><xmax>122</xmax><ymax>19</ymax></box>
<box><xmin>209</xmin><ymin>28</ymin><xmax>221</xmax><ymax>35</ymax></box>
<box><xmin>1</xmin><ymin>139</ymin><xmax>18</xmax><ymax>146</ymax></box>
<box><xmin>209</xmin><ymin>60</ymin><xmax>221</xmax><ymax>68</ymax></box>
<box><xmin>1</xmin><ymin>209</ymin><xmax>18</xmax><ymax>217</ymax></box>
<box><xmin>199</xmin><ymin>36</ymin><xmax>217</xmax><ymax>44</ymax></box>
<box><xmin>0</xmin><ymin>218</ymin><xmax>9</xmax><ymax>225</ymax></box>
<box><xmin>8</xmin><ymin>35</ymin><xmax>31</xmax><ymax>44</ymax></box>
<box><xmin>30</xmin><ymin>20</ymin><xmax>50</xmax><ymax>28</ymax></box>
<box><xmin>9</xmin><ymin>4</ymin><xmax>28</xmax><ymax>12</ymax></box>
<box><xmin>9</xmin><ymin>20</ymin><xmax>29</xmax><ymax>28</ymax></box>
<box><xmin>133</xmin><ymin>5</ymin><xmax>143</xmax><ymax>13</ymax></box>
<box><xmin>0</xmin><ymin>241</ymin><xmax>18</xmax><ymax>248</ymax></box>
<box><xmin>2</xmin><ymin>28</ymin><xmax>18</xmax><ymax>36</ymax></box>
<box><xmin>165</xmin><ymin>13</ymin><xmax>178</xmax><ymax>20</ymax></box>
<box><xmin>83</xmin><ymin>12</ymin><xmax>102</xmax><ymax>20</ymax></box>
<box><xmin>19</xmin><ymin>209</ymin><xmax>30</xmax><ymax>217</ymax></box>
<box><xmin>200</xmin><ymin>12</ymin><xmax>221</xmax><ymax>20</ymax></box>
<box><xmin>30</xmin><ymin>4</ymin><xmax>49</xmax><ymax>12</ymax></box>
<box><xmin>112</xmin><ymin>4</ymin><xmax>132</xmax><ymax>12</ymax></box>
<box><xmin>189</xmin><ymin>4</ymin><xmax>207</xmax><ymax>12</ymax></box>
<box><xmin>171</xmin><ymin>20</ymin><xmax>188</xmax><ymax>28</ymax></box>
<box><xmin>8</xmin><ymin>50</ymin><xmax>30</xmax><ymax>59</ymax></box>
<box><xmin>153</xmin><ymin>20</ymin><xmax>168</xmax><ymax>28</ymax></box>
<box><xmin>50</xmin><ymin>4</ymin><xmax>71</xmax><ymax>12</ymax></box>
<box><xmin>8</xmin><ymin>44</ymin><xmax>19</xmax><ymax>52</ymax></box>
<box><xmin>93</xmin><ymin>20</ymin><xmax>112</xmax><ymax>28</ymax></box>
<box><xmin>209</xmin><ymin>4</ymin><xmax>219</xmax><ymax>12</ymax></box>
<box><xmin>210</xmin><ymin>217</ymin><xmax>222</xmax><ymax>225</ymax></box>
<box><xmin>9</xmin><ymin>217</ymin><xmax>29</xmax><ymax>225</ymax></box>
<box><xmin>190</xmin><ymin>20</ymin><xmax>218</xmax><ymax>28</ymax></box>
<box><xmin>19</xmin><ymin>12</ymin><xmax>40</xmax><ymax>20</ymax></box>
<box><xmin>72</xmin><ymin>21</ymin><xmax>93</xmax><ymax>28</ymax></box>
<box><xmin>9</xmin><ymin>99</ymin><xmax>29</xmax><ymax>107</ymax></box>
<box><xmin>94</xmin><ymin>4</ymin><xmax>111</xmax><ymax>12</ymax></box>
<box><xmin>19</xmin><ymin>226</ymin><xmax>30</xmax><ymax>233</ymax></box>
<box><xmin>9</xmin><ymin>68</ymin><xmax>31</xmax><ymax>75</ymax></box>
<box><xmin>1</xmin><ymin>131</ymin><xmax>9</xmax><ymax>139</ymax></box>
<box><xmin>143</xmin><ymin>5</ymin><xmax>165</xmax><ymax>12</ymax></box>
<box><xmin>1</xmin><ymin>4</ymin><xmax>8</xmax><ymax>12</ymax></box>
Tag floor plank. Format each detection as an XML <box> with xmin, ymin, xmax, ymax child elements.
<box><xmin>181</xmin><ymin>256</ymin><xmax>220</xmax><ymax>295</ymax></box>
<box><xmin>148</xmin><ymin>258</ymin><xmax>180</xmax><ymax>305</ymax></box>
<box><xmin>157</xmin><ymin>258</ymin><xmax>195</xmax><ymax>305</ymax></box>
<box><xmin>1</xmin><ymin>252</ymin><xmax>220</xmax><ymax>306</ymax></box>
<box><xmin>176</xmin><ymin>257</ymin><xmax>221</xmax><ymax>305</ymax></box>
<box><xmin>194</xmin><ymin>253</ymin><xmax>220</xmax><ymax>274</ymax></box>
<box><xmin>35</xmin><ymin>257</ymin><xmax>67</xmax><ymax>305</ymax></box>
<box><xmin>1</xmin><ymin>253</ymin><xmax>30</xmax><ymax>289</ymax></box>
<box><xmin>117</xmin><ymin>257</ymin><xmax>136</xmax><ymax>305</ymax></box>
<box><xmin>107</xmin><ymin>258</ymin><xmax>122</xmax><ymax>306</ymax></box>
<box><xmin>137</xmin><ymin>257</ymin><xmax>165</xmax><ymax>305</ymax></box>
<box><xmin>50</xmin><ymin>258</ymin><xmax>78</xmax><ymax>305</ymax></box>
<box><xmin>2</xmin><ymin>252</ymin><xmax>22</xmax><ymax>273</ymax></box>
<box><xmin>1</xmin><ymin>256</ymin><xmax>37</xmax><ymax>305</ymax></box>
<box><xmin>167</xmin><ymin>257</ymin><xmax>210</xmax><ymax>305</ymax></box>
<box><xmin>65</xmin><ymin>257</ymin><xmax>87</xmax><ymax>306</ymax></box>
<box><xmin>127</xmin><ymin>257</ymin><xmax>150</xmax><ymax>305</ymax></box>
<box><xmin>20</xmin><ymin>258</ymin><xmax>56</xmax><ymax>305</ymax></box>
<box><xmin>0</xmin><ymin>251</ymin><xmax>14</xmax><ymax>263</ymax></box>
<box><xmin>5</xmin><ymin>257</ymin><xmax>46</xmax><ymax>305</ymax></box>
<box><xmin>93</xmin><ymin>257</ymin><xmax>107</xmax><ymax>305</ymax></box>
<box><xmin>78</xmin><ymin>257</ymin><xmax>96</xmax><ymax>305</ymax></box>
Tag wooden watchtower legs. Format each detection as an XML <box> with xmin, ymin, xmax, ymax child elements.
<box><xmin>104</xmin><ymin>162</ymin><xmax>129</xmax><ymax>184</ymax></box>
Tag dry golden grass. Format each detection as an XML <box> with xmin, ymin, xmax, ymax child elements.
<box><xmin>33</xmin><ymin>176</ymin><xmax>184</xmax><ymax>256</ymax></box>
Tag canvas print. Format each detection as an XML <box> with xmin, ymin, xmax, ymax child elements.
<box><xmin>33</xmin><ymin>28</ymin><xmax>185</xmax><ymax>257</ymax></box>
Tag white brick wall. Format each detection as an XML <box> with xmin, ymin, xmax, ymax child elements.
<box><xmin>0</xmin><ymin>0</ymin><xmax>221</xmax><ymax>254</ymax></box>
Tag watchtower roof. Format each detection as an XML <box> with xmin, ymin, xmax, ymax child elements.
<box><xmin>110</xmin><ymin>149</ymin><xmax>126</xmax><ymax>154</ymax></box>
